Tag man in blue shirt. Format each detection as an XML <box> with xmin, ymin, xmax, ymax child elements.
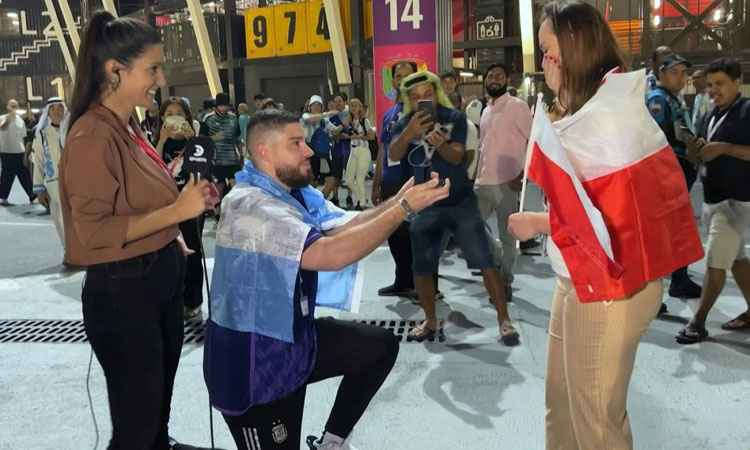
<box><xmin>372</xmin><ymin>60</ymin><xmax>417</xmax><ymax>297</ymax></box>
<box><xmin>206</xmin><ymin>110</ymin><xmax>450</xmax><ymax>450</ymax></box>
<box><xmin>647</xmin><ymin>54</ymin><xmax>703</xmax><ymax>301</ymax></box>
<box><xmin>389</xmin><ymin>71</ymin><xmax>518</xmax><ymax>345</ymax></box>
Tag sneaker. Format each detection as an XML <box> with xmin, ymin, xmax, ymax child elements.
<box><xmin>377</xmin><ymin>283</ymin><xmax>415</xmax><ymax>297</ymax></box>
<box><xmin>306</xmin><ymin>433</ymin><xmax>358</xmax><ymax>450</ymax></box>
<box><xmin>0</xmin><ymin>199</ymin><xmax>13</xmax><ymax>207</ymax></box>
<box><xmin>331</xmin><ymin>197</ymin><xmax>340</xmax><ymax>207</ymax></box>
<box><xmin>346</xmin><ymin>196</ymin><xmax>354</xmax><ymax>208</ymax></box>
<box><xmin>668</xmin><ymin>279</ymin><xmax>702</xmax><ymax>299</ymax></box>
<box><xmin>169</xmin><ymin>436</ymin><xmax>226</xmax><ymax>450</ymax></box>
<box><xmin>520</xmin><ymin>239</ymin><xmax>540</xmax><ymax>250</ymax></box>
<box><xmin>659</xmin><ymin>303</ymin><xmax>668</xmax><ymax>315</ymax></box>
<box><xmin>435</xmin><ymin>290</ymin><xmax>445</xmax><ymax>301</ymax></box>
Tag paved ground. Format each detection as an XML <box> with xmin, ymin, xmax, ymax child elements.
<box><xmin>1</xmin><ymin>179</ymin><xmax>749</xmax><ymax>450</ymax></box>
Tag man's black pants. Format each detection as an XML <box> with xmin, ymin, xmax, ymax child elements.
<box><xmin>673</xmin><ymin>155</ymin><xmax>699</xmax><ymax>284</ymax></box>
<box><xmin>83</xmin><ymin>242</ymin><xmax>186</xmax><ymax>450</ymax></box>
<box><xmin>0</xmin><ymin>153</ymin><xmax>34</xmax><ymax>200</ymax></box>
<box><xmin>381</xmin><ymin>179</ymin><xmax>414</xmax><ymax>289</ymax></box>
<box><xmin>223</xmin><ymin>318</ymin><xmax>399</xmax><ymax>450</ymax></box>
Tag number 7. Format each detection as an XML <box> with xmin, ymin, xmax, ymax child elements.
<box><xmin>284</xmin><ymin>11</ymin><xmax>296</xmax><ymax>45</ymax></box>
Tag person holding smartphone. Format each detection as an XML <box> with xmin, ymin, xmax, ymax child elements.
<box><xmin>154</xmin><ymin>96</ymin><xmax>210</xmax><ymax>320</ymax></box>
<box><xmin>647</xmin><ymin>53</ymin><xmax>703</xmax><ymax>302</ymax></box>
<box><xmin>388</xmin><ymin>70</ymin><xmax>518</xmax><ymax>345</ymax></box>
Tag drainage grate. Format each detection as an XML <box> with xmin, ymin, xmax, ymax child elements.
<box><xmin>0</xmin><ymin>319</ymin><xmax>206</xmax><ymax>344</ymax></box>
<box><xmin>0</xmin><ymin>319</ymin><xmax>444</xmax><ymax>344</ymax></box>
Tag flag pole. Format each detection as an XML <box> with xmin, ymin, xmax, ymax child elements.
<box><xmin>516</xmin><ymin>94</ymin><xmax>545</xmax><ymax>249</ymax></box>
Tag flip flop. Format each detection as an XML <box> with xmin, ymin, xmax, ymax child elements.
<box><xmin>499</xmin><ymin>320</ymin><xmax>520</xmax><ymax>346</ymax></box>
<box><xmin>721</xmin><ymin>312</ymin><xmax>750</xmax><ymax>331</ymax></box>
<box><xmin>676</xmin><ymin>322</ymin><xmax>709</xmax><ymax>344</ymax></box>
<box><xmin>408</xmin><ymin>324</ymin><xmax>436</xmax><ymax>342</ymax></box>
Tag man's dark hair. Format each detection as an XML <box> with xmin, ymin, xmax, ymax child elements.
<box><xmin>652</xmin><ymin>45</ymin><xmax>672</xmax><ymax>65</ymax></box>
<box><xmin>246</xmin><ymin>110</ymin><xmax>302</xmax><ymax>161</ymax></box>
<box><xmin>706</xmin><ymin>57</ymin><xmax>742</xmax><ymax>81</ymax></box>
<box><xmin>333</xmin><ymin>92</ymin><xmax>348</xmax><ymax>102</ymax></box>
<box><xmin>485</xmin><ymin>63</ymin><xmax>509</xmax><ymax>78</ymax></box>
<box><xmin>439</xmin><ymin>70</ymin><xmax>458</xmax><ymax>82</ymax></box>
<box><xmin>253</xmin><ymin>92</ymin><xmax>266</xmax><ymax>101</ymax></box>
<box><xmin>261</xmin><ymin>98</ymin><xmax>279</xmax><ymax>110</ymax></box>
<box><xmin>391</xmin><ymin>60</ymin><xmax>418</xmax><ymax>78</ymax></box>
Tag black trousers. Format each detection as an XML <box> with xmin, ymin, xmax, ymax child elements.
<box><xmin>673</xmin><ymin>155</ymin><xmax>699</xmax><ymax>284</ymax></box>
<box><xmin>0</xmin><ymin>152</ymin><xmax>33</xmax><ymax>200</ymax></box>
<box><xmin>381</xmin><ymin>179</ymin><xmax>414</xmax><ymax>289</ymax></box>
<box><xmin>223</xmin><ymin>318</ymin><xmax>399</xmax><ymax>450</ymax></box>
<box><xmin>83</xmin><ymin>242</ymin><xmax>186</xmax><ymax>450</ymax></box>
<box><xmin>179</xmin><ymin>216</ymin><xmax>205</xmax><ymax>309</ymax></box>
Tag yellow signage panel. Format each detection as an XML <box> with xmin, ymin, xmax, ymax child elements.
<box><xmin>306</xmin><ymin>0</ymin><xmax>331</xmax><ymax>54</ymax></box>
<box><xmin>306</xmin><ymin>0</ymin><xmax>351</xmax><ymax>53</ymax></box>
<box><xmin>363</xmin><ymin>0</ymin><xmax>373</xmax><ymax>40</ymax></box>
<box><xmin>245</xmin><ymin>8</ymin><xmax>276</xmax><ymax>59</ymax></box>
<box><xmin>274</xmin><ymin>2</ymin><xmax>308</xmax><ymax>56</ymax></box>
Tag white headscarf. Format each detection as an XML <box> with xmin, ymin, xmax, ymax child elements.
<box><xmin>35</xmin><ymin>97</ymin><xmax>69</xmax><ymax>146</ymax></box>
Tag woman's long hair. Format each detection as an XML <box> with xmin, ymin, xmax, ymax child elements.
<box><xmin>153</xmin><ymin>97</ymin><xmax>194</xmax><ymax>143</ymax></box>
<box><xmin>348</xmin><ymin>98</ymin><xmax>364</xmax><ymax>123</ymax></box>
<box><xmin>541</xmin><ymin>1</ymin><xmax>627</xmax><ymax>115</ymax></box>
<box><xmin>68</xmin><ymin>11</ymin><xmax>161</xmax><ymax>130</ymax></box>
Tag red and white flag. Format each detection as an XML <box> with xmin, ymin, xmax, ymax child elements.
<box><xmin>523</xmin><ymin>69</ymin><xmax>704</xmax><ymax>302</ymax></box>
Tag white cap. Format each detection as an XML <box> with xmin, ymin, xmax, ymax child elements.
<box><xmin>308</xmin><ymin>95</ymin><xmax>324</xmax><ymax>107</ymax></box>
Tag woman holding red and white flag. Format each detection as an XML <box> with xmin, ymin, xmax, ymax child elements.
<box><xmin>508</xmin><ymin>2</ymin><xmax>704</xmax><ymax>449</ymax></box>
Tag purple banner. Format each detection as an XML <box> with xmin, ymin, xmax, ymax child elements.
<box><xmin>372</xmin><ymin>0</ymin><xmax>437</xmax><ymax>46</ymax></box>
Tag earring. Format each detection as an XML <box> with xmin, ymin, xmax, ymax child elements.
<box><xmin>110</xmin><ymin>74</ymin><xmax>120</xmax><ymax>90</ymax></box>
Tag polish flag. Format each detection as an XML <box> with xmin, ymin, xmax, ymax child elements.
<box><xmin>523</xmin><ymin>69</ymin><xmax>704</xmax><ymax>302</ymax></box>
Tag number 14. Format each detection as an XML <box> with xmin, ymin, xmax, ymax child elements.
<box><xmin>386</xmin><ymin>0</ymin><xmax>424</xmax><ymax>31</ymax></box>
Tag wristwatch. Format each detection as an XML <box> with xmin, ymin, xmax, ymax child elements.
<box><xmin>398</xmin><ymin>198</ymin><xmax>417</xmax><ymax>222</ymax></box>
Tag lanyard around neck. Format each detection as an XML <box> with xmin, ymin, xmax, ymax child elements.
<box><xmin>707</xmin><ymin>97</ymin><xmax>741</xmax><ymax>142</ymax></box>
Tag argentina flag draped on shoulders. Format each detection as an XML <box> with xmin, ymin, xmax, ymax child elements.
<box><xmin>209</xmin><ymin>161</ymin><xmax>363</xmax><ymax>343</ymax></box>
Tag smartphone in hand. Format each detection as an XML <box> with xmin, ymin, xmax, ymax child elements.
<box><xmin>417</xmin><ymin>100</ymin><xmax>434</xmax><ymax>120</ymax></box>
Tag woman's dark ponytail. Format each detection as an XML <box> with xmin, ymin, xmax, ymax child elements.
<box><xmin>68</xmin><ymin>11</ymin><xmax>161</xmax><ymax>131</ymax></box>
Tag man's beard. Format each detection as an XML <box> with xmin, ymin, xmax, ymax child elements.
<box><xmin>276</xmin><ymin>162</ymin><xmax>313</xmax><ymax>189</ymax></box>
<box><xmin>487</xmin><ymin>83</ymin><xmax>507</xmax><ymax>98</ymax></box>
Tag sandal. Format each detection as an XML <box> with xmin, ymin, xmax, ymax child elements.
<box><xmin>183</xmin><ymin>306</ymin><xmax>202</xmax><ymax>320</ymax></box>
<box><xmin>499</xmin><ymin>320</ymin><xmax>520</xmax><ymax>346</ymax></box>
<box><xmin>408</xmin><ymin>323</ymin><xmax>436</xmax><ymax>342</ymax></box>
<box><xmin>720</xmin><ymin>311</ymin><xmax>750</xmax><ymax>331</ymax></box>
<box><xmin>676</xmin><ymin>322</ymin><xmax>709</xmax><ymax>344</ymax></box>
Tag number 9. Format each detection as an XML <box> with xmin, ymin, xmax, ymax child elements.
<box><xmin>253</xmin><ymin>16</ymin><xmax>267</xmax><ymax>48</ymax></box>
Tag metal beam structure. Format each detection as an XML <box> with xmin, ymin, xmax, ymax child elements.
<box><xmin>518</xmin><ymin>0</ymin><xmax>536</xmax><ymax>74</ymax></box>
<box><xmin>185</xmin><ymin>0</ymin><xmax>224</xmax><ymax>96</ymax></box>
<box><xmin>102</xmin><ymin>0</ymin><xmax>118</xmax><ymax>15</ymax></box>
<box><xmin>44</xmin><ymin>0</ymin><xmax>76</xmax><ymax>80</ymax></box>
<box><xmin>323</xmin><ymin>0</ymin><xmax>352</xmax><ymax>87</ymax></box>
<box><xmin>665</xmin><ymin>0</ymin><xmax>732</xmax><ymax>50</ymax></box>
<box><xmin>57</xmin><ymin>0</ymin><xmax>81</xmax><ymax>53</ymax></box>
<box><xmin>224</xmin><ymin>0</ymin><xmax>237</xmax><ymax>104</ymax></box>
<box><xmin>453</xmin><ymin>37</ymin><xmax>522</xmax><ymax>50</ymax></box>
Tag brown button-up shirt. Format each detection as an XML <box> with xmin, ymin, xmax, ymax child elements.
<box><xmin>59</xmin><ymin>106</ymin><xmax>179</xmax><ymax>266</ymax></box>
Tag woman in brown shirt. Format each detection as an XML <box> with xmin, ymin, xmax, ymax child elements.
<box><xmin>59</xmin><ymin>11</ymin><xmax>212</xmax><ymax>450</ymax></box>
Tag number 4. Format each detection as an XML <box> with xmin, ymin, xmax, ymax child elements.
<box><xmin>402</xmin><ymin>0</ymin><xmax>423</xmax><ymax>29</ymax></box>
<box><xmin>385</xmin><ymin>0</ymin><xmax>424</xmax><ymax>31</ymax></box>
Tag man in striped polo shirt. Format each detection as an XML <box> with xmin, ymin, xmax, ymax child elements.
<box><xmin>201</xmin><ymin>92</ymin><xmax>241</xmax><ymax>199</ymax></box>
